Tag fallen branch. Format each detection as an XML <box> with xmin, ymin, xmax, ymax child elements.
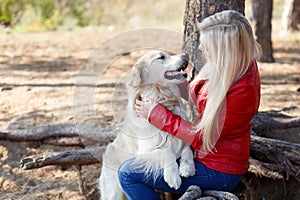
<box><xmin>0</xmin><ymin>124</ymin><xmax>78</xmax><ymax>141</ymax></box>
<box><xmin>0</xmin><ymin>124</ymin><xmax>118</xmax><ymax>141</ymax></box>
<box><xmin>0</xmin><ymin>124</ymin><xmax>118</xmax><ymax>145</ymax></box>
<box><xmin>20</xmin><ymin>147</ymin><xmax>105</xmax><ymax>170</ymax></box>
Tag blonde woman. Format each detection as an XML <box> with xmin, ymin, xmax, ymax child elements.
<box><xmin>119</xmin><ymin>10</ymin><xmax>261</xmax><ymax>199</ymax></box>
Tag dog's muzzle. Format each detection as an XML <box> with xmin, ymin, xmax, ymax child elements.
<box><xmin>164</xmin><ymin>58</ymin><xmax>189</xmax><ymax>80</ymax></box>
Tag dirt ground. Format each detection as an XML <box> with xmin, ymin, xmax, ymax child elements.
<box><xmin>0</xmin><ymin>26</ymin><xmax>299</xmax><ymax>200</ymax></box>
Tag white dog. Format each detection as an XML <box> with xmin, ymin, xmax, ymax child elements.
<box><xmin>99</xmin><ymin>50</ymin><xmax>195</xmax><ymax>200</ymax></box>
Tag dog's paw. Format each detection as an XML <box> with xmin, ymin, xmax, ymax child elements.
<box><xmin>179</xmin><ymin>163</ymin><xmax>196</xmax><ymax>178</ymax></box>
<box><xmin>164</xmin><ymin>166</ymin><xmax>182</xmax><ymax>190</ymax></box>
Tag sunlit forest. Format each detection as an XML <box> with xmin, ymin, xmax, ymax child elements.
<box><xmin>0</xmin><ymin>0</ymin><xmax>299</xmax><ymax>200</ymax></box>
<box><xmin>0</xmin><ymin>0</ymin><xmax>185</xmax><ymax>32</ymax></box>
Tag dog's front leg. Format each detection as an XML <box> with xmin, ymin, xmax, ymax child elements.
<box><xmin>179</xmin><ymin>146</ymin><xmax>196</xmax><ymax>178</ymax></box>
<box><xmin>99</xmin><ymin>165</ymin><xmax>125</xmax><ymax>200</ymax></box>
<box><xmin>162</xmin><ymin>150</ymin><xmax>182</xmax><ymax>190</ymax></box>
<box><xmin>164</xmin><ymin>162</ymin><xmax>182</xmax><ymax>190</ymax></box>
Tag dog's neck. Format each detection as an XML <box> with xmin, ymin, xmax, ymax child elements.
<box><xmin>138</xmin><ymin>84</ymin><xmax>181</xmax><ymax>111</ymax></box>
<box><xmin>126</xmin><ymin>83</ymin><xmax>185</xmax><ymax>153</ymax></box>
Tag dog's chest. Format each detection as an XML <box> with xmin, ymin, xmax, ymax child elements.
<box><xmin>137</xmin><ymin>132</ymin><xmax>168</xmax><ymax>153</ymax></box>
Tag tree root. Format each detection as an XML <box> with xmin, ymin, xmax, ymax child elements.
<box><xmin>248</xmin><ymin>158</ymin><xmax>284</xmax><ymax>179</ymax></box>
<box><xmin>1</xmin><ymin>110</ymin><xmax>299</xmax><ymax>199</ymax></box>
<box><xmin>16</xmin><ymin>126</ymin><xmax>299</xmax><ymax>180</ymax></box>
<box><xmin>178</xmin><ymin>185</ymin><xmax>239</xmax><ymax>200</ymax></box>
<box><xmin>250</xmin><ymin>134</ymin><xmax>300</xmax><ymax>179</ymax></box>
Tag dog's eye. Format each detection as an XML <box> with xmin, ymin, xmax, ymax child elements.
<box><xmin>157</xmin><ymin>55</ymin><xmax>165</xmax><ymax>60</ymax></box>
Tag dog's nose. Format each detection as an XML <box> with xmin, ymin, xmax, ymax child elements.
<box><xmin>181</xmin><ymin>53</ymin><xmax>189</xmax><ymax>62</ymax></box>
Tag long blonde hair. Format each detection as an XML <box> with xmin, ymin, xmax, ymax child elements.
<box><xmin>191</xmin><ymin>10</ymin><xmax>262</xmax><ymax>154</ymax></box>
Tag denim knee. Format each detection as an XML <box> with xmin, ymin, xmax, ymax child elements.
<box><xmin>118</xmin><ymin>158</ymin><xmax>134</xmax><ymax>188</ymax></box>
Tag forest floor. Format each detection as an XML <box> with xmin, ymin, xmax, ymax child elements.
<box><xmin>0</xmin><ymin>25</ymin><xmax>299</xmax><ymax>200</ymax></box>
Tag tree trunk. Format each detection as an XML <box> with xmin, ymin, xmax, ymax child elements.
<box><xmin>182</xmin><ymin>0</ymin><xmax>245</xmax><ymax>77</ymax></box>
<box><xmin>282</xmin><ymin>0</ymin><xmax>300</xmax><ymax>32</ymax></box>
<box><xmin>248</xmin><ymin>0</ymin><xmax>275</xmax><ymax>62</ymax></box>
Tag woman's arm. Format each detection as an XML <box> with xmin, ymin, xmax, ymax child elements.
<box><xmin>135</xmin><ymin>99</ymin><xmax>201</xmax><ymax>146</ymax></box>
<box><xmin>148</xmin><ymin>104</ymin><xmax>197</xmax><ymax>144</ymax></box>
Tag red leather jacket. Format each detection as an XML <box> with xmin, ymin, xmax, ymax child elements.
<box><xmin>148</xmin><ymin>61</ymin><xmax>260</xmax><ymax>174</ymax></box>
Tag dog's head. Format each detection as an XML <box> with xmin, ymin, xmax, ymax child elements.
<box><xmin>126</xmin><ymin>50</ymin><xmax>189</xmax><ymax>89</ymax></box>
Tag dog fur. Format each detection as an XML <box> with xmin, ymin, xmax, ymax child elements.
<box><xmin>99</xmin><ymin>50</ymin><xmax>195</xmax><ymax>200</ymax></box>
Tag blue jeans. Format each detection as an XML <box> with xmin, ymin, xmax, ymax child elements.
<box><xmin>118</xmin><ymin>158</ymin><xmax>242</xmax><ymax>200</ymax></box>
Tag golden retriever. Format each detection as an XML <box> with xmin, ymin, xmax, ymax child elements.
<box><xmin>99</xmin><ymin>50</ymin><xmax>195</xmax><ymax>200</ymax></box>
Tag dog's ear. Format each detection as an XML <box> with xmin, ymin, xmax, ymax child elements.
<box><xmin>126</xmin><ymin>62</ymin><xmax>143</xmax><ymax>88</ymax></box>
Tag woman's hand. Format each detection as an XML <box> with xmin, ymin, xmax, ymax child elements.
<box><xmin>135</xmin><ymin>99</ymin><xmax>156</xmax><ymax>119</ymax></box>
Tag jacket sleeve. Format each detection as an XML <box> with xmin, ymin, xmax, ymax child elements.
<box><xmin>148</xmin><ymin>103</ymin><xmax>202</xmax><ymax>147</ymax></box>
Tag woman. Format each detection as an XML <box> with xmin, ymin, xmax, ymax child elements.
<box><xmin>118</xmin><ymin>10</ymin><xmax>262</xmax><ymax>199</ymax></box>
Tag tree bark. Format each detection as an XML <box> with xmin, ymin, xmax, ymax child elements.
<box><xmin>182</xmin><ymin>0</ymin><xmax>245</xmax><ymax>77</ymax></box>
<box><xmin>251</xmin><ymin>112</ymin><xmax>300</xmax><ymax>143</ymax></box>
<box><xmin>250</xmin><ymin>134</ymin><xmax>300</xmax><ymax>180</ymax></box>
<box><xmin>282</xmin><ymin>0</ymin><xmax>300</xmax><ymax>32</ymax></box>
<box><xmin>248</xmin><ymin>0</ymin><xmax>275</xmax><ymax>62</ymax></box>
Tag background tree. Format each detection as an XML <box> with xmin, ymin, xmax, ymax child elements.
<box><xmin>282</xmin><ymin>0</ymin><xmax>300</xmax><ymax>32</ymax></box>
<box><xmin>249</xmin><ymin>0</ymin><xmax>275</xmax><ymax>62</ymax></box>
<box><xmin>182</xmin><ymin>0</ymin><xmax>245</xmax><ymax>76</ymax></box>
<box><xmin>183</xmin><ymin>0</ymin><xmax>275</xmax><ymax>75</ymax></box>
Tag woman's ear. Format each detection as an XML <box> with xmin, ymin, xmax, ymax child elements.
<box><xmin>126</xmin><ymin>62</ymin><xmax>143</xmax><ymax>88</ymax></box>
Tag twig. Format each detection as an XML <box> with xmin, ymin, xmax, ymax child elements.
<box><xmin>241</xmin><ymin>177</ymin><xmax>254</xmax><ymax>200</ymax></box>
<box><xmin>75</xmin><ymin>165</ymin><xmax>87</xmax><ymax>200</ymax></box>
<box><xmin>282</xmin><ymin>178</ymin><xmax>287</xmax><ymax>199</ymax></box>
